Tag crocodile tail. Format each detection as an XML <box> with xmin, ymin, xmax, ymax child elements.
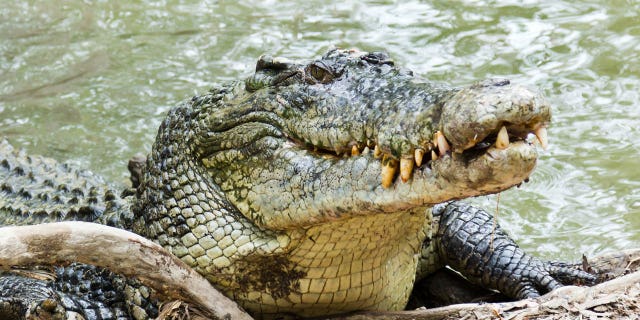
<box><xmin>0</xmin><ymin>139</ymin><xmax>134</xmax><ymax>228</ymax></box>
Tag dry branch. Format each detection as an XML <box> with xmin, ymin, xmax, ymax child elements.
<box><xmin>0</xmin><ymin>221</ymin><xmax>252</xmax><ymax>320</ymax></box>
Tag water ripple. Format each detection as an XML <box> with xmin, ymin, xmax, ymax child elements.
<box><xmin>0</xmin><ymin>0</ymin><xmax>639</xmax><ymax>258</ymax></box>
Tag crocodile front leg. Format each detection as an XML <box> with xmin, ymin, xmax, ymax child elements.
<box><xmin>432</xmin><ymin>202</ymin><xmax>596</xmax><ymax>299</ymax></box>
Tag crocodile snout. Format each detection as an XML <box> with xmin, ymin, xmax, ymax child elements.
<box><xmin>439</xmin><ymin>78</ymin><xmax>551</xmax><ymax>153</ymax></box>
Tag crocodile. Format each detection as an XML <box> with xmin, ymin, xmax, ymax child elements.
<box><xmin>0</xmin><ymin>49</ymin><xmax>595</xmax><ymax>319</ymax></box>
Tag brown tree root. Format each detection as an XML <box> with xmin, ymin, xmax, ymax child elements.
<box><xmin>0</xmin><ymin>221</ymin><xmax>252</xmax><ymax>320</ymax></box>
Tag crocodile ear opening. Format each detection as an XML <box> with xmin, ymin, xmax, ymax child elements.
<box><xmin>255</xmin><ymin>55</ymin><xmax>295</xmax><ymax>72</ymax></box>
<box><xmin>245</xmin><ymin>55</ymin><xmax>302</xmax><ymax>92</ymax></box>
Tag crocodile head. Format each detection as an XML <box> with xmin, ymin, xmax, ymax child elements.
<box><xmin>188</xmin><ymin>49</ymin><xmax>550</xmax><ymax>229</ymax></box>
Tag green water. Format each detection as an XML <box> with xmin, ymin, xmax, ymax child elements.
<box><xmin>1</xmin><ymin>1</ymin><xmax>639</xmax><ymax>260</ymax></box>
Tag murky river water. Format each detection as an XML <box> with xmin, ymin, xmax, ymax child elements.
<box><xmin>1</xmin><ymin>1</ymin><xmax>639</xmax><ymax>261</ymax></box>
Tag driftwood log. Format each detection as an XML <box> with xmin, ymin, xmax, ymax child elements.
<box><xmin>0</xmin><ymin>222</ymin><xmax>252</xmax><ymax>320</ymax></box>
<box><xmin>0</xmin><ymin>222</ymin><xmax>638</xmax><ymax>319</ymax></box>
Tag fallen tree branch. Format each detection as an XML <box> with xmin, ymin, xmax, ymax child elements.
<box><xmin>0</xmin><ymin>221</ymin><xmax>253</xmax><ymax>320</ymax></box>
<box><xmin>2</xmin><ymin>222</ymin><xmax>639</xmax><ymax>320</ymax></box>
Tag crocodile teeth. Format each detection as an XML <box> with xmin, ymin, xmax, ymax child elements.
<box><xmin>414</xmin><ymin>148</ymin><xmax>424</xmax><ymax>166</ymax></box>
<box><xmin>431</xmin><ymin>150</ymin><xmax>438</xmax><ymax>161</ymax></box>
<box><xmin>495</xmin><ymin>126</ymin><xmax>509</xmax><ymax>149</ymax></box>
<box><xmin>534</xmin><ymin>127</ymin><xmax>548</xmax><ymax>149</ymax></box>
<box><xmin>351</xmin><ymin>145</ymin><xmax>360</xmax><ymax>156</ymax></box>
<box><xmin>381</xmin><ymin>156</ymin><xmax>398</xmax><ymax>188</ymax></box>
<box><xmin>374</xmin><ymin>145</ymin><xmax>382</xmax><ymax>158</ymax></box>
<box><xmin>400</xmin><ymin>157</ymin><xmax>414</xmax><ymax>183</ymax></box>
<box><xmin>435</xmin><ymin>131</ymin><xmax>450</xmax><ymax>155</ymax></box>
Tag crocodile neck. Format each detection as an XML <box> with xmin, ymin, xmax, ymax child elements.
<box><xmin>130</xmin><ymin>87</ymin><xmax>432</xmax><ymax>317</ymax></box>
<box><xmin>231</xmin><ymin>209</ymin><xmax>429</xmax><ymax>317</ymax></box>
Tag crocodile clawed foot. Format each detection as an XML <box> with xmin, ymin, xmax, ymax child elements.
<box><xmin>434</xmin><ymin>202</ymin><xmax>597</xmax><ymax>300</ymax></box>
<box><xmin>547</xmin><ymin>261</ymin><xmax>598</xmax><ymax>286</ymax></box>
<box><xmin>502</xmin><ymin>257</ymin><xmax>598</xmax><ymax>299</ymax></box>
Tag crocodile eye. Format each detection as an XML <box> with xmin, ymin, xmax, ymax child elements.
<box><xmin>305</xmin><ymin>62</ymin><xmax>335</xmax><ymax>84</ymax></box>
